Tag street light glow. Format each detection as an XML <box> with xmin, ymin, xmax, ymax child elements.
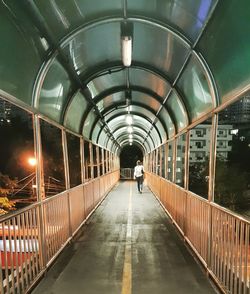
<box><xmin>28</xmin><ymin>157</ymin><xmax>37</xmax><ymax>167</ymax></box>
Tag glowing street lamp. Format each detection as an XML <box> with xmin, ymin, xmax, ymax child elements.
<box><xmin>28</xmin><ymin>157</ymin><xmax>37</xmax><ymax>167</ymax></box>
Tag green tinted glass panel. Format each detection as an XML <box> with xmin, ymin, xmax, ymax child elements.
<box><xmin>198</xmin><ymin>1</ymin><xmax>250</xmax><ymax>105</ymax></box>
<box><xmin>87</xmin><ymin>70</ymin><xmax>126</xmax><ymax>98</ymax></box>
<box><xmin>155</xmin><ymin>120</ymin><xmax>167</xmax><ymax>144</ymax></box>
<box><xmin>64</xmin><ymin>91</ymin><xmax>88</xmax><ymax>133</ymax></box>
<box><xmin>39</xmin><ymin>59</ymin><xmax>72</xmax><ymax>123</ymax></box>
<box><xmin>34</xmin><ymin>0</ymin><xmax>122</xmax><ymax>41</ymax></box>
<box><xmin>166</xmin><ymin>91</ymin><xmax>188</xmax><ymax>132</ymax></box>
<box><xmin>0</xmin><ymin>5</ymin><xmax>44</xmax><ymax>104</ymax></box>
<box><xmin>62</xmin><ymin>22</ymin><xmax>121</xmax><ymax>75</ymax></box>
<box><xmin>98</xmin><ymin>130</ymin><xmax>108</xmax><ymax>147</ymax></box>
<box><xmin>104</xmin><ymin>106</ymin><xmax>156</xmax><ymax>123</ymax></box>
<box><xmin>82</xmin><ymin>110</ymin><xmax>97</xmax><ymax>139</ymax></box>
<box><xmin>149</xmin><ymin>127</ymin><xmax>161</xmax><ymax>147</ymax></box>
<box><xmin>132</xmin><ymin>92</ymin><xmax>162</xmax><ymax>113</ymax></box>
<box><xmin>127</xmin><ymin>0</ymin><xmax>217</xmax><ymax>42</ymax></box>
<box><xmin>133</xmin><ymin>22</ymin><xmax>190</xmax><ymax>82</ymax></box>
<box><xmin>129</xmin><ymin>68</ymin><xmax>171</xmax><ymax>98</ymax></box>
<box><xmin>91</xmin><ymin>122</ymin><xmax>102</xmax><ymax>144</ymax></box>
<box><xmin>97</xmin><ymin>93</ymin><xmax>124</xmax><ymax>112</ymax></box>
<box><xmin>158</xmin><ymin>107</ymin><xmax>175</xmax><ymax>138</ymax></box>
<box><xmin>177</xmin><ymin>55</ymin><xmax>213</xmax><ymax>122</ymax></box>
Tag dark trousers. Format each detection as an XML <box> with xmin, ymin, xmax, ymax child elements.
<box><xmin>136</xmin><ymin>176</ymin><xmax>143</xmax><ymax>192</ymax></box>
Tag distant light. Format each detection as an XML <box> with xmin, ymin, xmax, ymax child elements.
<box><xmin>127</xmin><ymin>126</ymin><xmax>133</xmax><ymax>133</ymax></box>
<box><xmin>7</xmin><ymin>119</ymin><xmax>11</xmax><ymax>123</ymax></box>
<box><xmin>28</xmin><ymin>157</ymin><xmax>37</xmax><ymax>166</ymax></box>
<box><xmin>129</xmin><ymin>138</ymin><xmax>133</xmax><ymax>143</ymax></box>
<box><xmin>129</xmin><ymin>134</ymin><xmax>133</xmax><ymax>139</ymax></box>
<box><xmin>125</xmin><ymin>114</ymin><xmax>133</xmax><ymax>125</ymax></box>
<box><xmin>231</xmin><ymin>129</ymin><xmax>238</xmax><ymax>135</ymax></box>
<box><xmin>129</xmin><ymin>143</ymin><xmax>132</xmax><ymax>146</ymax></box>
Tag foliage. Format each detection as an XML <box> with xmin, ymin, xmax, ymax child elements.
<box><xmin>215</xmin><ymin>159</ymin><xmax>249</xmax><ymax>211</ymax></box>
<box><xmin>189</xmin><ymin>159</ymin><xmax>209</xmax><ymax>198</ymax></box>
<box><xmin>0</xmin><ymin>173</ymin><xmax>17</xmax><ymax>215</ymax></box>
<box><xmin>0</xmin><ymin>197</ymin><xmax>16</xmax><ymax>215</ymax></box>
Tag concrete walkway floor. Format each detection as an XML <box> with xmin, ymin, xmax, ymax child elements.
<box><xmin>32</xmin><ymin>181</ymin><xmax>218</xmax><ymax>294</ymax></box>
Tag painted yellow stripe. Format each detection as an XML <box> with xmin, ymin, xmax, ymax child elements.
<box><xmin>121</xmin><ymin>182</ymin><xmax>132</xmax><ymax>294</ymax></box>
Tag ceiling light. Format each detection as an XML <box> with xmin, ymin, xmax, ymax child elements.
<box><xmin>129</xmin><ymin>138</ymin><xmax>133</xmax><ymax>143</ymax></box>
<box><xmin>125</xmin><ymin>114</ymin><xmax>133</xmax><ymax>125</ymax></box>
<box><xmin>127</xmin><ymin>126</ymin><xmax>133</xmax><ymax>133</ymax></box>
<box><xmin>129</xmin><ymin>134</ymin><xmax>133</xmax><ymax>139</ymax></box>
<box><xmin>121</xmin><ymin>36</ymin><xmax>132</xmax><ymax>67</ymax></box>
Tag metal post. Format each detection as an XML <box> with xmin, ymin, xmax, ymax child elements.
<box><xmin>207</xmin><ymin>115</ymin><xmax>218</xmax><ymax>269</ymax></box>
<box><xmin>102</xmin><ymin>148</ymin><xmax>105</xmax><ymax>175</ymax></box>
<box><xmin>96</xmin><ymin>146</ymin><xmax>100</xmax><ymax>177</ymax></box>
<box><xmin>172</xmin><ymin>138</ymin><xmax>177</xmax><ymax>183</ymax></box>
<box><xmin>33</xmin><ymin>115</ymin><xmax>46</xmax><ymax>268</ymax></box>
<box><xmin>80</xmin><ymin>138</ymin><xmax>85</xmax><ymax>183</ymax></box>
<box><xmin>89</xmin><ymin>142</ymin><xmax>94</xmax><ymax>179</ymax></box>
<box><xmin>62</xmin><ymin>130</ymin><xmax>70</xmax><ymax>190</ymax></box>
<box><xmin>62</xmin><ymin>130</ymin><xmax>72</xmax><ymax>238</ymax></box>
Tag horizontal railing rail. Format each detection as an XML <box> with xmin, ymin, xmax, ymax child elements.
<box><xmin>0</xmin><ymin>170</ymin><xmax>120</xmax><ymax>294</ymax></box>
<box><xmin>146</xmin><ymin>172</ymin><xmax>250</xmax><ymax>294</ymax></box>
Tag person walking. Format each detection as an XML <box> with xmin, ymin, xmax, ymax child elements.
<box><xmin>134</xmin><ymin>160</ymin><xmax>144</xmax><ymax>193</ymax></box>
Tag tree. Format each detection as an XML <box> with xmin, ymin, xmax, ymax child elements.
<box><xmin>215</xmin><ymin>159</ymin><xmax>249</xmax><ymax>211</ymax></box>
<box><xmin>0</xmin><ymin>172</ymin><xmax>17</xmax><ymax>215</ymax></box>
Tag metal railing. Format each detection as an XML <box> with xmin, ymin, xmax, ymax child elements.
<box><xmin>146</xmin><ymin>172</ymin><xmax>250</xmax><ymax>294</ymax></box>
<box><xmin>0</xmin><ymin>170</ymin><xmax>119</xmax><ymax>293</ymax></box>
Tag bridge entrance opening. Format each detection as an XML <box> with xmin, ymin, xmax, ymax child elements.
<box><xmin>120</xmin><ymin>145</ymin><xmax>143</xmax><ymax>179</ymax></box>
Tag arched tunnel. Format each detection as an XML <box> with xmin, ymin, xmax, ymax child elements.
<box><xmin>0</xmin><ymin>1</ymin><xmax>250</xmax><ymax>293</ymax></box>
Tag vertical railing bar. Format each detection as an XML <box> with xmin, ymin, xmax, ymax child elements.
<box><xmin>2</xmin><ymin>221</ymin><xmax>10</xmax><ymax>294</ymax></box>
<box><xmin>243</xmin><ymin>225</ymin><xmax>249</xmax><ymax>294</ymax></box>
<box><xmin>222</xmin><ymin>213</ymin><xmax>227</xmax><ymax>287</ymax></box>
<box><xmin>7</xmin><ymin>220</ymin><xmax>15</xmax><ymax>293</ymax></box>
<box><xmin>52</xmin><ymin>200</ymin><xmax>57</xmax><ymax>257</ymax></box>
<box><xmin>215</xmin><ymin>210</ymin><xmax>220</xmax><ymax>278</ymax></box>
<box><xmin>17</xmin><ymin>216</ymin><xmax>25</xmax><ymax>291</ymax></box>
<box><xmin>24</xmin><ymin>211</ymin><xmax>32</xmax><ymax>285</ymax></box>
<box><xmin>0</xmin><ymin>224</ymin><xmax>4</xmax><ymax>294</ymax></box>
<box><xmin>226</xmin><ymin>214</ymin><xmax>231</xmax><ymax>290</ymax></box>
<box><xmin>233</xmin><ymin>220</ymin><xmax>239</xmax><ymax>294</ymax></box>
<box><xmin>239</xmin><ymin>222</ymin><xmax>244</xmax><ymax>294</ymax></box>
<box><xmin>49</xmin><ymin>201</ymin><xmax>55</xmax><ymax>258</ymax></box>
<box><xmin>42</xmin><ymin>203</ymin><xmax>48</xmax><ymax>265</ymax></box>
<box><xmin>229</xmin><ymin>217</ymin><xmax>234</xmax><ymax>293</ymax></box>
<box><xmin>0</xmin><ymin>223</ymin><xmax>4</xmax><ymax>293</ymax></box>
<box><xmin>13</xmin><ymin>217</ymin><xmax>21</xmax><ymax>294</ymax></box>
<box><xmin>29</xmin><ymin>210</ymin><xmax>36</xmax><ymax>279</ymax></box>
<box><xmin>32</xmin><ymin>208</ymin><xmax>39</xmax><ymax>274</ymax></box>
<box><xmin>31</xmin><ymin>208</ymin><xmax>39</xmax><ymax>277</ymax></box>
<box><xmin>223</xmin><ymin>214</ymin><xmax>230</xmax><ymax>287</ymax></box>
<box><xmin>219</xmin><ymin>212</ymin><xmax>224</xmax><ymax>282</ymax></box>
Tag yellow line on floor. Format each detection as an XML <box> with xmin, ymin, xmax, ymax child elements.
<box><xmin>121</xmin><ymin>182</ymin><xmax>132</xmax><ymax>294</ymax></box>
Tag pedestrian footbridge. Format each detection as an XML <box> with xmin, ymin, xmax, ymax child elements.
<box><xmin>0</xmin><ymin>1</ymin><xmax>250</xmax><ymax>294</ymax></box>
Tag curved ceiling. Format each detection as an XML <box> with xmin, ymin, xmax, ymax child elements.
<box><xmin>1</xmin><ymin>1</ymin><xmax>250</xmax><ymax>155</ymax></box>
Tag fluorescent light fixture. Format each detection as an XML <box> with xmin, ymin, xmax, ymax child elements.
<box><xmin>129</xmin><ymin>138</ymin><xmax>133</xmax><ymax>143</ymax></box>
<box><xmin>129</xmin><ymin>134</ymin><xmax>133</xmax><ymax>139</ymax></box>
<box><xmin>121</xmin><ymin>36</ymin><xmax>132</xmax><ymax>67</ymax></box>
<box><xmin>125</xmin><ymin>114</ymin><xmax>133</xmax><ymax>125</ymax></box>
<box><xmin>127</xmin><ymin>126</ymin><xmax>133</xmax><ymax>133</ymax></box>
